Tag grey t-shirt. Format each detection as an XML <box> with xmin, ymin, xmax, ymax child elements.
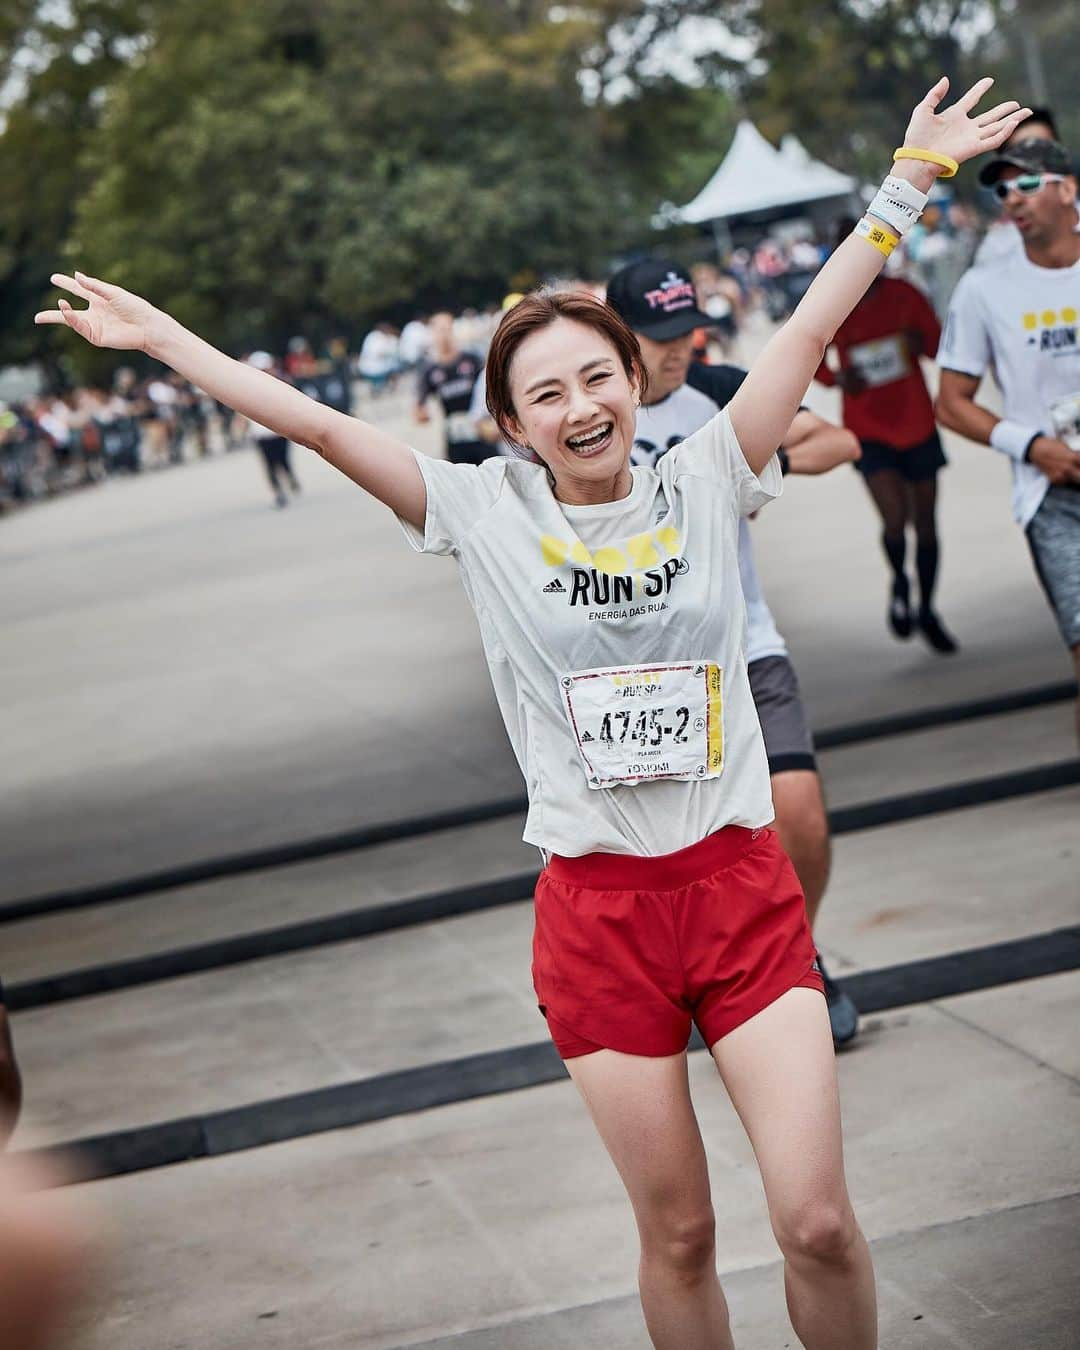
<box><xmin>399</xmin><ymin>408</ymin><xmax>781</xmax><ymax>857</ymax></box>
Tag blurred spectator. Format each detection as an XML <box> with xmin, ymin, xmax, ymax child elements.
<box><xmin>453</xmin><ymin>307</ymin><xmax>485</xmax><ymax>351</ymax></box>
<box><xmin>142</xmin><ymin>372</ymin><xmax>179</xmax><ymax>466</ymax></box>
<box><xmin>399</xmin><ymin>316</ymin><xmax>431</xmax><ymax>370</ymax></box>
<box><xmin>284</xmin><ymin>337</ymin><xmax>318</xmax><ymax>379</ymax></box>
<box><xmin>357</xmin><ymin>322</ymin><xmax>401</xmax><ymax>395</ymax></box>
<box><xmin>906</xmin><ymin>199</ymin><xmax>974</xmax><ymax>318</ymax></box>
<box><xmin>414</xmin><ymin>312</ymin><xmax>491</xmax><ymax>466</ymax></box>
<box><xmin>171</xmin><ymin>371</ymin><xmax>209</xmax><ymax>457</ymax></box>
<box><xmin>32</xmin><ymin>396</ymin><xmax>72</xmax><ymax>466</ymax></box>
<box><xmin>244</xmin><ymin>351</ymin><xmax>302</xmax><ymax>508</ymax></box>
<box><xmin>691</xmin><ymin>261</ymin><xmax>743</xmax><ymax>357</ymax></box>
<box><xmin>322</xmin><ymin>337</ymin><xmax>353</xmax><ymax>414</ymax></box>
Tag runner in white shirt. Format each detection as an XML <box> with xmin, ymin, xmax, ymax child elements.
<box><xmin>605</xmin><ymin>257</ymin><xmax>863</xmax><ymax>1047</ymax></box>
<box><xmin>937</xmin><ymin>137</ymin><xmax>1080</xmax><ymax>740</ymax></box>
<box><xmin>37</xmin><ymin>78</ymin><xmax>1027</xmax><ymax>1350</ymax></box>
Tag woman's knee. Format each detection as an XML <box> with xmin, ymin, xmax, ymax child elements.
<box><xmin>640</xmin><ymin>1206</ymin><xmax>717</xmax><ymax>1281</ymax></box>
<box><xmin>774</xmin><ymin>1199</ymin><xmax>859</xmax><ymax>1268</ymax></box>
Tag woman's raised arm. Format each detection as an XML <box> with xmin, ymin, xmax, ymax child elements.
<box><xmin>728</xmin><ymin>77</ymin><xmax>1029</xmax><ymax>476</ymax></box>
<box><xmin>35</xmin><ymin>273</ymin><xmax>427</xmax><ymax>529</ymax></box>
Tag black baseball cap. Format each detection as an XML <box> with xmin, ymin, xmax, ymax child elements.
<box><xmin>978</xmin><ymin>138</ymin><xmax>1073</xmax><ymax>187</ymax></box>
<box><xmin>606</xmin><ymin>259</ymin><xmax>711</xmax><ymax>341</ymax></box>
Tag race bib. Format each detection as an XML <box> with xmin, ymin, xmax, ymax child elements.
<box><xmin>560</xmin><ymin>661</ymin><xmax>724</xmax><ymax>789</ymax></box>
<box><xmin>848</xmin><ymin>335</ymin><xmax>911</xmax><ymax>388</ymax></box>
<box><xmin>1049</xmin><ymin>391</ymin><xmax>1080</xmax><ymax>451</ymax></box>
<box><xmin>446</xmin><ymin>411</ymin><xmax>477</xmax><ymax>443</ymax></box>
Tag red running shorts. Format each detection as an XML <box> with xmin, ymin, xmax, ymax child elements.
<box><xmin>532</xmin><ymin>825</ymin><xmax>824</xmax><ymax>1060</ymax></box>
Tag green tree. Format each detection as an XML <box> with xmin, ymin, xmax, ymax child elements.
<box><xmin>62</xmin><ymin>0</ymin><xmax>678</xmax><ymax>366</ymax></box>
<box><xmin>0</xmin><ymin>0</ymin><xmax>155</xmax><ymax>378</ymax></box>
<box><xmin>706</xmin><ymin>0</ymin><xmax>1015</xmax><ymax>177</ymax></box>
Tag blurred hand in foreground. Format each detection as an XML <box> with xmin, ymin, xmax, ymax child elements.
<box><xmin>0</xmin><ymin>1154</ymin><xmax>93</xmax><ymax>1350</ymax></box>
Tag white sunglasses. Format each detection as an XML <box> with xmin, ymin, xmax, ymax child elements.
<box><xmin>992</xmin><ymin>172</ymin><xmax>1066</xmax><ymax>202</ymax></box>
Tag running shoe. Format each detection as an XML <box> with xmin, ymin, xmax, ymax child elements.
<box><xmin>818</xmin><ymin>957</ymin><xmax>859</xmax><ymax>1048</ymax></box>
<box><xmin>888</xmin><ymin>581</ymin><xmax>912</xmax><ymax>639</ymax></box>
<box><xmin>917</xmin><ymin>607</ymin><xmax>958</xmax><ymax>654</ymax></box>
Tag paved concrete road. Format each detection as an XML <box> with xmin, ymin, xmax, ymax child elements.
<box><xmin>3</xmin><ymin>354</ymin><xmax>1078</xmax><ymax>1350</ymax></box>
<box><xmin>1</xmin><ymin>371</ymin><xmax>1072</xmax><ymax>903</ymax></box>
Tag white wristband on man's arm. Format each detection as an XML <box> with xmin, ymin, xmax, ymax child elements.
<box><xmin>989</xmin><ymin>420</ymin><xmax>1041</xmax><ymax>463</ymax></box>
<box><xmin>866</xmin><ymin>174</ymin><xmax>930</xmax><ymax>239</ymax></box>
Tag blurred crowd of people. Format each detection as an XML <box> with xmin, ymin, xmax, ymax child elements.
<box><xmin>0</xmin><ymin>371</ymin><xmax>207</xmax><ymax>506</ymax></box>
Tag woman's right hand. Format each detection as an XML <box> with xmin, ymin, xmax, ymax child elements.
<box><xmin>34</xmin><ymin>272</ymin><xmax>166</xmax><ymax>354</ymax></box>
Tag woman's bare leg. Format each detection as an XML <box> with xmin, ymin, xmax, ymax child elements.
<box><xmin>712</xmin><ymin>988</ymin><xmax>877</xmax><ymax>1349</ymax></box>
<box><xmin>567</xmin><ymin>1049</ymin><xmax>735</xmax><ymax>1350</ymax></box>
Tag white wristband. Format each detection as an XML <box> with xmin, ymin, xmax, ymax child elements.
<box><xmin>866</xmin><ymin>174</ymin><xmax>930</xmax><ymax>238</ymax></box>
<box><xmin>989</xmin><ymin>420</ymin><xmax>1041</xmax><ymax>463</ymax></box>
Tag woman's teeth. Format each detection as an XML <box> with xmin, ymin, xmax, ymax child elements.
<box><xmin>566</xmin><ymin>422</ymin><xmax>614</xmax><ymax>454</ymax></box>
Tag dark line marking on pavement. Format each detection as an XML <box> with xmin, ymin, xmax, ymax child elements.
<box><xmin>812</xmin><ymin>679</ymin><xmax>1076</xmax><ymax>750</ymax></box>
<box><xmin>4</xmin><ymin>872</ymin><xmax>540</xmax><ymax>1012</ymax></box>
<box><xmin>0</xmin><ymin>796</ymin><xmax>530</xmax><ymax>925</ymax></box>
<box><xmin>22</xmin><ymin>924</ymin><xmax>1080</xmax><ymax>1185</ymax></box>
<box><xmin>7</xmin><ymin>760</ymin><xmax>1078</xmax><ymax>1012</ymax></box>
<box><xmin>3</xmin><ymin>682</ymin><xmax>1074</xmax><ymax>925</ymax></box>
<box><xmin>825</xmin><ymin>758</ymin><xmax>1079</xmax><ymax>835</ymax></box>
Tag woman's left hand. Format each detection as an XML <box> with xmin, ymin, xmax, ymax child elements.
<box><xmin>903</xmin><ymin>77</ymin><xmax>1030</xmax><ymax>171</ymax></box>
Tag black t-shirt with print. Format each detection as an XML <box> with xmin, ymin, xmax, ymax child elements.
<box><xmin>416</xmin><ymin>351</ymin><xmax>485</xmax><ymax>416</ymax></box>
<box><xmin>686</xmin><ymin>361</ymin><xmax>747</xmax><ymax>411</ymax></box>
<box><xmin>417</xmin><ymin>350</ymin><xmax>495</xmax><ymax>463</ymax></box>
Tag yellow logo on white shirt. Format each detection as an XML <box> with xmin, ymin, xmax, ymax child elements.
<box><xmin>1021</xmin><ymin>308</ymin><xmax>1079</xmax><ymax>351</ymax></box>
<box><xmin>539</xmin><ymin>526</ymin><xmax>682</xmax><ymax>576</ymax></box>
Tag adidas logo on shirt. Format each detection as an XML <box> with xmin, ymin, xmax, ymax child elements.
<box><xmin>543</xmin><ymin>578</ymin><xmax>566</xmax><ymax>593</ymax></box>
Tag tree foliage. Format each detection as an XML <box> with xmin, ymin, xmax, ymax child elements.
<box><xmin>696</xmin><ymin>0</ymin><xmax>1035</xmax><ymax>177</ymax></box>
<box><xmin>1</xmin><ymin>0</ymin><xmax>1075</xmax><ymax>379</ymax></box>
<box><xmin>0</xmin><ymin>0</ymin><xmax>156</xmax><ymax>375</ymax></box>
<box><xmin>10</xmin><ymin>0</ymin><xmax>708</xmax><ymax>372</ymax></box>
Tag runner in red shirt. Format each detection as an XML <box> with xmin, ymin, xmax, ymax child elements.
<box><xmin>816</xmin><ymin>243</ymin><xmax>956</xmax><ymax>651</ymax></box>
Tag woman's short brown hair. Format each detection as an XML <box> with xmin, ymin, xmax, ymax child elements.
<box><xmin>485</xmin><ymin>291</ymin><xmax>647</xmax><ymax>451</ymax></box>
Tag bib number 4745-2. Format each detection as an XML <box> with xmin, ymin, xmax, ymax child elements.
<box><xmin>560</xmin><ymin>660</ymin><xmax>724</xmax><ymax>790</ymax></box>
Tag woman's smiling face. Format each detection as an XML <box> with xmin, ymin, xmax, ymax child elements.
<box><xmin>506</xmin><ymin>317</ymin><xmax>640</xmax><ymax>504</ymax></box>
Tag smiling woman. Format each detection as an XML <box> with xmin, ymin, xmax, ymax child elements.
<box><xmin>34</xmin><ymin>74</ymin><xmax>1031</xmax><ymax>1350</ymax></box>
<box><xmin>482</xmin><ymin>292</ymin><xmax>649</xmax><ymax>504</ymax></box>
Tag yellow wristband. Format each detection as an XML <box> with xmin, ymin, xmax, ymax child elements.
<box><xmin>855</xmin><ymin>217</ymin><xmax>899</xmax><ymax>258</ymax></box>
<box><xmin>893</xmin><ymin>146</ymin><xmax>958</xmax><ymax>179</ymax></box>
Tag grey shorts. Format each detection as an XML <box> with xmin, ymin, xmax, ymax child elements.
<box><xmin>1026</xmin><ymin>486</ymin><xmax>1080</xmax><ymax>649</ymax></box>
<box><xmin>747</xmin><ymin>654</ymin><xmax>817</xmax><ymax>775</ymax></box>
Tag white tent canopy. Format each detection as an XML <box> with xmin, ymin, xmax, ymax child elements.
<box><xmin>675</xmin><ymin>120</ymin><xmax>857</xmax><ymax>224</ymax></box>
